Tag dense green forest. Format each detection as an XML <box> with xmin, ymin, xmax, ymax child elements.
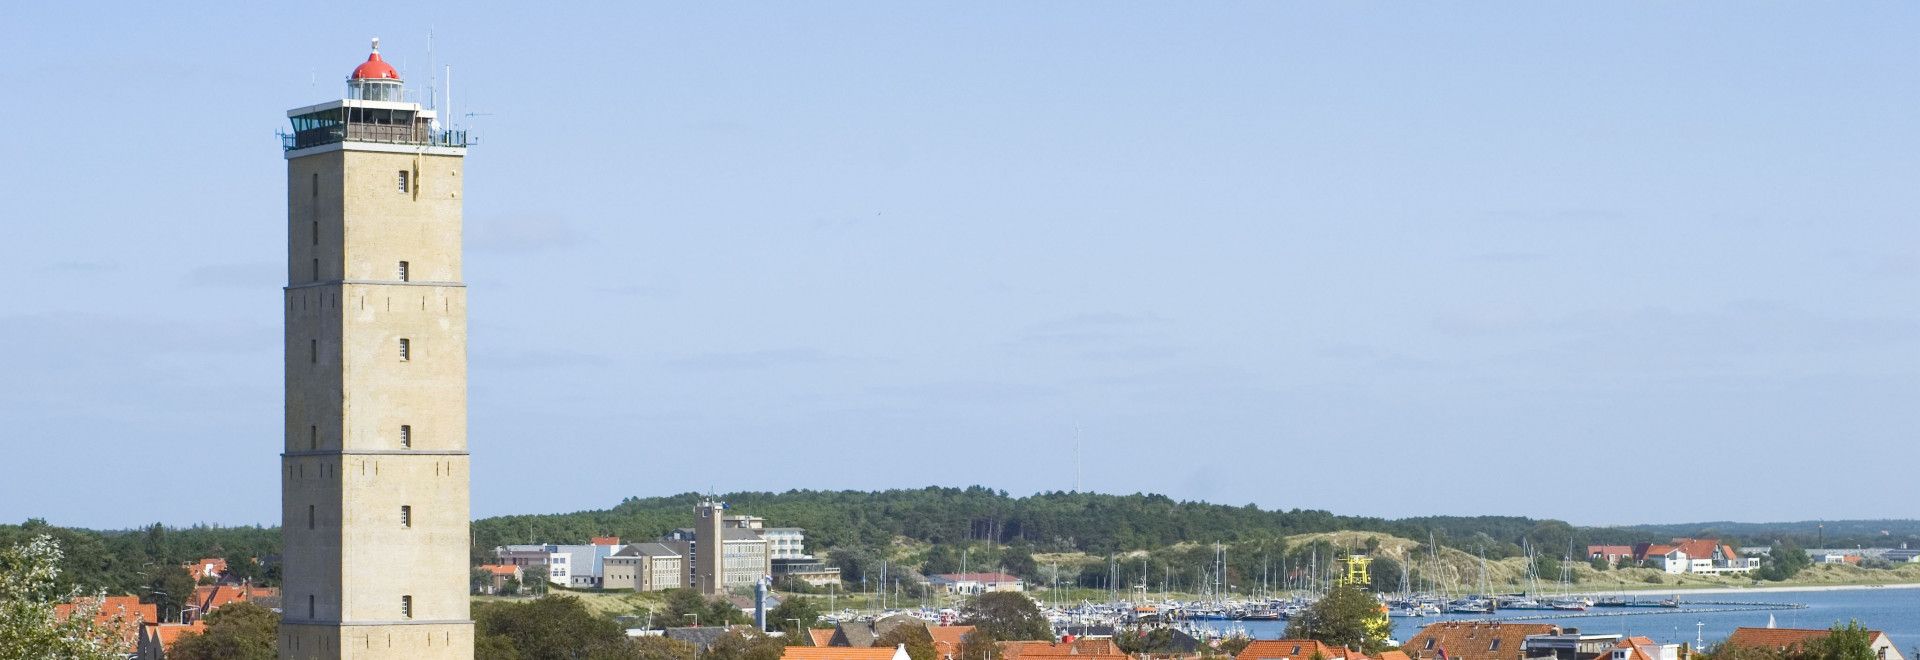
<box><xmin>10</xmin><ymin>487</ymin><xmax>1917</xmax><ymax>597</ymax></box>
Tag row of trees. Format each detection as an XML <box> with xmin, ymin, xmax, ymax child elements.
<box><xmin>473</xmin><ymin>488</ymin><xmax>1687</xmax><ymax>560</ymax></box>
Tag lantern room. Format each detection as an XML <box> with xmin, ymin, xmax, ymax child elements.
<box><xmin>280</xmin><ymin>39</ymin><xmax>468</xmax><ymax>154</ymax></box>
<box><xmin>347</xmin><ymin>38</ymin><xmax>404</xmax><ymax>101</ymax></box>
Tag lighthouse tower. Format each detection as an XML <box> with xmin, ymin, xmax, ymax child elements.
<box><xmin>280</xmin><ymin>40</ymin><xmax>474</xmax><ymax>659</ymax></box>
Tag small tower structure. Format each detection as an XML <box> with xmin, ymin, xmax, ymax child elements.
<box><xmin>279</xmin><ymin>39</ymin><xmax>473</xmax><ymax>659</ymax></box>
<box><xmin>1339</xmin><ymin>554</ymin><xmax>1373</xmax><ymax>587</ymax></box>
<box><xmin>696</xmin><ymin>499</ymin><xmax>727</xmax><ymax>595</ymax></box>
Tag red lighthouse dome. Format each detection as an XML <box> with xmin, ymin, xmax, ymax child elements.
<box><xmin>351</xmin><ymin>49</ymin><xmax>400</xmax><ymax>81</ymax></box>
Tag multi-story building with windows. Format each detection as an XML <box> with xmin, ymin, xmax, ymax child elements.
<box><xmin>603</xmin><ymin>543</ymin><xmax>685</xmax><ymax>592</ymax></box>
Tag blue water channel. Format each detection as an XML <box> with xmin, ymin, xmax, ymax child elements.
<box><xmin>1194</xmin><ymin>588</ymin><xmax>1920</xmax><ymax>648</ymax></box>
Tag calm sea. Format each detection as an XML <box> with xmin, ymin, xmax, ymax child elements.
<box><xmin>1200</xmin><ymin>588</ymin><xmax>1920</xmax><ymax>649</ymax></box>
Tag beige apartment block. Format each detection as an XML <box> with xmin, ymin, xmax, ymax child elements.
<box><xmin>280</xmin><ymin>43</ymin><xmax>475</xmax><ymax>659</ymax></box>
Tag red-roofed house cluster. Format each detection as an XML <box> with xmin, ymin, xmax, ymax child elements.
<box><xmin>54</xmin><ymin>583</ymin><xmax>280</xmax><ymax>659</ymax></box>
<box><xmin>1585</xmin><ymin>538</ymin><xmax>1758</xmax><ymax>574</ymax></box>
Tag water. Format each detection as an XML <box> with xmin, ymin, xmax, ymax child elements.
<box><xmin>1192</xmin><ymin>588</ymin><xmax>1920</xmax><ymax>648</ymax></box>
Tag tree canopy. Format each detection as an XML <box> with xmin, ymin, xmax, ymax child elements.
<box><xmin>960</xmin><ymin>591</ymin><xmax>1051</xmax><ymax>641</ymax></box>
<box><xmin>1283</xmin><ymin>582</ymin><xmax>1391</xmax><ymax>653</ymax></box>
<box><xmin>0</xmin><ymin>535</ymin><xmax>129</xmax><ymax>659</ymax></box>
<box><xmin>170</xmin><ymin>601</ymin><xmax>279</xmax><ymax>660</ymax></box>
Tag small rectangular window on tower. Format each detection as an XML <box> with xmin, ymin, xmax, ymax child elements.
<box><xmin>307</xmin><ymin>504</ymin><xmax>315</xmax><ymax>530</ymax></box>
<box><xmin>400</xmin><ymin>505</ymin><xmax>412</xmax><ymax>528</ymax></box>
<box><xmin>311</xmin><ymin>258</ymin><xmax>319</xmax><ymax>281</ymax></box>
<box><xmin>397</xmin><ymin>261</ymin><xmax>410</xmax><ymax>282</ymax></box>
<box><xmin>401</xmin><ymin>595</ymin><xmax>413</xmax><ymax>619</ymax></box>
<box><xmin>398</xmin><ymin>338</ymin><xmax>411</xmax><ymax>361</ymax></box>
<box><xmin>309</xmin><ymin>339</ymin><xmax>317</xmax><ymax>364</ymax></box>
<box><xmin>309</xmin><ymin>425</ymin><xmax>317</xmax><ymax>451</ymax></box>
<box><xmin>308</xmin><ymin>594</ymin><xmax>315</xmax><ymax>618</ymax></box>
<box><xmin>400</xmin><ymin>424</ymin><xmax>412</xmax><ymax>448</ymax></box>
<box><xmin>311</xmin><ymin>172</ymin><xmax>318</xmax><ymax>198</ymax></box>
<box><xmin>397</xmin><ymin>170</ymin><xmax>409</xmax><ymax>192</ymax></box>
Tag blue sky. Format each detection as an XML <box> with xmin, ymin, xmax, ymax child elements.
<box><xmin>2</xmin><ymin>3</ymin><xmax>1916</xmax><ymax>530</ymax></box>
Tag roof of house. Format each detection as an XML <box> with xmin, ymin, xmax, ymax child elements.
<box><xmin>1405</xmin><ymin>622</ymin><xmax>1562</xmax><ymax>660</ymax></box>
<box><xmin>55</xmin><ymin>596</ymin><xmax>154</xmax><ymax>646</ymax></box>
<box><xmin>930</xmin><ymin>625</ymin><xmax>976</xmax><ymax>656</ymax></box>
<box><xmin>593</xmin><ymin>536</ymin><xmax>622</xmax><ymax>546</ymax></box>
<box><xmin>184</xmin><ymin>558</ymin><xmax>227</xmax><ymax>577</ymax></box>
<box><xmin>1587</xmin><ymin>545</ymin><xmax>1633</xmax><ymax>555</ymax></box>
<box><xmin>613</xmin><ymin>542</ymin><xmax>683</xmax><ymax>557</ymax></box>
<box><xmin>194</xmin><ymin>584</ymin><xmax>252</xmax><ymax>611</ymax></box>
<box><xmin>1237</xmin><ymin>639</ymin><xmax>1348</xmax><ymax>660</ymax></box>
<box><xmin>997</xmin><ymin>638</ymin><xmax>1124</xmax><ymax>660</ymax></box>
<box><xmin>666</xmin><ymin>625</ymin><xmax>755</xmax><ymax>651</ymax></box>
<box><xmin>1724</xmin><ymin>627</ymin><xmax>1885</xmax><ymax>651</ymax></box>
<box><xmin>1607</xmin><ymin>636</ymin><xmax>1663</xmax><ymax>660</ymax></box>
<box><xmin>934</xmin><ymin>572</ymin><xmax>1023</xmax><ymax>583</ymax></box>
<box><xmin>1672</xmin><ymin>538</ymin><xmax>1735</xmax><ymax>561</ymax></box>
<box><xmin>833</xmin><ymin>614</ymin><xmax>926</xmax><ymax>648</ymax></box>
<box><xmin>142</xmin><ymin>621</ymin><xmax>207</xmax><ymax>650</ymax></box>
<box><xmin>1378</xmin><ymin>651</ymin><xmax>1413</xmax><ymax>660</ymax></box>
<box><xmin>783</xmin><ymin>647</ymin><xmax>904</xmax><ymax>660</ymax></box>
<box><xmin>479</xmin><ymin>564</ymin><xmax>521</xmax><ymax>576</ymax></box>
<box><xmin>808</xmin><ymin>628</ymin><xmax>837</xmax><ymax>647</ymax></box>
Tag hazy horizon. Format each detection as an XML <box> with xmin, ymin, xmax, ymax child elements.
<box><xmin>3</xmin><ymin>3</ymin><xmax>1916</xmax><ymax>530</ymax></box>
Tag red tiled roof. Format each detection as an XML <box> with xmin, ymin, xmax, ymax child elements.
<box><xmin>593</xmin><ymin>536</ymin><xmax>622</xmax><ymax>546</ymax></box>
<box><xmin>930</xmin><ymin>625</ymin><xmax>977</xmax><ymax>656</ymax></box>
<box><xmin>147</xmin><ymin>621</ymin><xmax>207</xmax><ymax>649</ymax></box>
<box><xmin>1238</xmin><ymin>639</ymin><xmax>1347</xmax><ymax>660</ymax></box>
<box><xmin>480</xmin><ymin>564</ymin><xmax>521</xmax><ymax>576</ymax></box>
<box><xmin>1405</xmin><ymin>622</ymin><xmax>1561</xmax><ymax>660</ymax></box>
<box><xmin>1724</xmin><ymin>627</ymin><xmax>1884</xmax><ymax>651</ymax></box>
<box><xmin>807</xmin><ymin>628</ymin><xmax>837</xmax><ymax>647</ymax></box>
<box><xmin>998</xmin><ymin>639</ymin><xmax>1124</xmax><ymax>660</ymax></box>
<box><xmin>784</xmin><ymin>647</ymin><xmax>902</xmax><ymax>660</ymax></box>
<box><xmin>1671</xmin><ymin>539</ymin><xmax>1734</xmax><ymax>561</ymax></box>
<box><xmin>184</xmin><ymin>558</ymin><xmax>227</xmax><ymax>579</ymax></box>
<box><xmin>55</xmin><ymin>596</ymin><xmax>153</xmax><ymax>647</ymax></box>
<box><xmin>1377</xmin><ymin>651</ymin><xmax>1414</xmax><ymax>660</ymax></box>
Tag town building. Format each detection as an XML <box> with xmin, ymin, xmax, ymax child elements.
<box><xmin>930</xmin><ymin>625</ymin><xmax>977</xmax><ymax>660</ymax></box>
<box><xmin>1236</xmin><ymin>639</ymin><xmax>1351</xmax><ymax>660</ymax></box>
<box><xmin>830</xmin><ymin>614</ymin><xmax>929</xmax><ymax>648</ymax></box>
<box><xmin>279</xmin><ymin>39</ymin><xmax>475</xmax><ymax>658</ymax></box>
<box><xmin>1520</xmin><ymin>631</ymin><xmax>1624</xmax><ymax>660</ymax></box>
<box><xmin>492</xmin><ymin>538</ymin><xmax>627</xmax><ymax>588</ymax></box>
<box><xmin>137</xmin><ymin>621</ymin><xmax>206</xmax><ymax>660</ymax></box>
<box><xmin>783</xmin><ymin>647</ymin><xmax>913</xmax><ymax>660</ymax></box>
<box><xmin>1724</xmin><ymin>627</ymin><xmax>1905</xmax><ymax>660</ymax></box>
<box><xmin>603</xmin><ymin>543</ymin><xmax>686</xmax><ymax>592</ymax></box>
<box><xmin>183</xmin><ymin>558</ymin><xmax>228</xmax><ymax>582</ymax></box>
<box><xmin>475</xmin><ymin>565</ymin><xmax>522</xmax><ymax>595</ymax></box>
<box><xmin>663</xmin><ymin>500</ymin><xmax>774</xmax><ymax>594</ymax></box>
<box><xmin>1584</xmin><ymin>546</ymin><xmax>1633</xmax><ymax>564</ymax></box>
<box><xmin>776</xmin><ymin>557</ymin><xmax>845</xmax><ymax>588</ymax></box>
<box><xmin>930</xmin><ymin>572</ymin><xmax>1025</xmax><ymax>594</ymax></box>
<box><xmin>1404</xmin><ymin>622</ymin><xmax>1563</xmax><ymax>660</ymax></box>
<box><xmin>1604</xmin><ymin>636</ymin><xmax>1680</xmax><ymax>660</ymax></box>
<box><xmin>1882</xmin><ymin>549</ymin><xmax>1920</xmax><ymax>563</ymax></box>
<box><xmin>996</xmin><ymin>638</ymin><xmax>1126</xmax><ymax>660</ymax></box>
<box><xmin>1626</xmin><ymin>539</ymin><xmax>1758</xmax><ymax>574</ymax></box>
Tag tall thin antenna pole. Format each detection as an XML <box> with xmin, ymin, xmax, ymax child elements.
<box><xmin>446</xmin><ymin>65</ymin><xmax>454</xmax><ymax>130</ymax></box>
<box><xmin>1073</xmin><ymin>424</ymin><xmax>1082</xmax><ymax>492</ymax></box>
<box><xmin>427</xmin><ymin>27</ymin><xmax>436</xmax><ymax>112</ymax></box>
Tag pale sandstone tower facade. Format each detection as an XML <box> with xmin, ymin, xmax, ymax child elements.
<box><xmin>280</xmin><ymin>41</ymin><xmax>474</xmax><ymax>659</ymax></box>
